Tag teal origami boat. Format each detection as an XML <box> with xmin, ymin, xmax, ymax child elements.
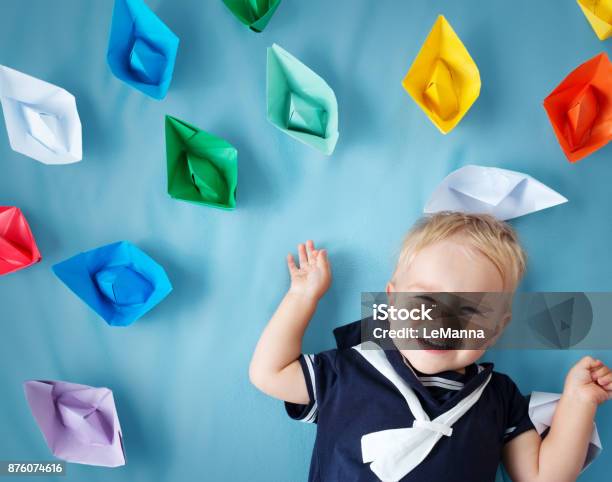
<box><xmin>267</xmin><ymin>44</ymin><xmax>339</xmax><ymax>155</ymax></box>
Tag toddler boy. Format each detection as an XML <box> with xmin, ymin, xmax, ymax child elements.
<box><xmin>250</xmin><ymin>212</ymin><xmax>611</xmax><ymax>481</ymax></box>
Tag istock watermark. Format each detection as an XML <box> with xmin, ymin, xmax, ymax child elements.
<box><xmin>359</xmin><ymin>292</ymin><xmax>609</xmax><ymax>350</ymax></box>
<box><xmin>372</xmin><ymin>303</ymin><xmax>434</xmax><ymax>321</ymax></box>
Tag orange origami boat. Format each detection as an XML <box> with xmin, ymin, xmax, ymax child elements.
<box><xmin>543</xmin><ymin>52</ymin><xmax>612</xmax><ymax>163</ymax></box>
<box><xmin>0</xmin><ymin>206</ymin><xmax>41</xmax><ymax>275</ymax></box>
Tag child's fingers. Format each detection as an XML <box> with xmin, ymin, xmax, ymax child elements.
<box><xmin>287</xmin><ymin>254</ymin><xmax>298</xmax><ymax>273</ymax></box>
<box><xmin>306</xmin><ymin>240</ymin><xmax>315</xmax><ymax>263</ymax></box>
<box><xmin>577</xmin><ymin>356</ymin><xmax>602</xmax><ymax>371</ymax></box>
<box><xmin>317</xmin><ymin>249</ymin><xmax>329</xmax><ymax>270</ymax></box>
<box><xmin>298</xmin><ymin>243</ymin><xmax>308</xmax><ymax>268</ymax></box>
<box><xmin>597</xmin><ymin>373</ymin><xmax>612</xmax><ymax>386</ymax></box>
<box><xmin>591</xmin><ymin>364</ymin><xmax>610</xmax><ymax>381</ymax></box>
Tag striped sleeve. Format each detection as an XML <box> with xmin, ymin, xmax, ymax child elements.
<box><xmin>285</xmin><ymin>350</ymin><xmax>337</xmax><ymax>424</ymax></box>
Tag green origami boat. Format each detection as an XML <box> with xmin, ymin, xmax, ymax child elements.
<box><xmin>165</xmin><ymin>115</ymin><xmax>237</xmax><ymax>210</ymax></box>
<box><xmin>267</xmin><ymin>43</ymin><xmax>339</xmax><ymax>155</ymax></box>
<box><xmin>222</xmin><ymin>0</ymin><xmax>282</xmax><ymax>32</ymax></box>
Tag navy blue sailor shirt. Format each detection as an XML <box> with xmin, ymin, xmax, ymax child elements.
<box><xmin>285</xmin><ymin>320</ymin><xmax>535</xmax><ymax>482</ymax></box>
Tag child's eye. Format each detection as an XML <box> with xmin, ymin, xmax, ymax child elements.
<box><xmin>414</xmin><ymin>295</ymin><xmax>437</xmax><ymax>304</ymax></box>
<box><xmin>460</xmin><ymin>306</ymin><xmax>481</xmax><ymax>316</ymax></box>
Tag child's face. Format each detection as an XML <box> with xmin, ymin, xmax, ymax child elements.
<box><xmin>386</xmin><ymin>235</ymin><xmax>510</xmax><ymax>374</ymax></box>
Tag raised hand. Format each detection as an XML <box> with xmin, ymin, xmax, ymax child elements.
<box><xmin>564</xmin><ymin>356</ymin><xmax>612</xmax><ymax>406</ymax></box>
<box><xmin>287</xmin><ymin>240</ymin><xmax>332</xmax><ymax>302</ymax></box>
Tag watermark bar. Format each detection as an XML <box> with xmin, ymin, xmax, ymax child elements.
<box><xmin>0</xmin><ymin>462</ymin><xmax>65</xmax><ymax>476</ymax></box>
<box><xmin>360</xmin><ymin>292</ymin><xmax>612</xmax><ymax>350</ymax></box>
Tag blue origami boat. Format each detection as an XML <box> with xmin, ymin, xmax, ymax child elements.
<box><xmin>53</xmin><ymin>241</ymin><xmax>172</xmax><ymax>326</ymax></box>
<box><xmin>107</xmin><ymin>0</ymin><xmax>179</xmax><ymax>99</ymax></box>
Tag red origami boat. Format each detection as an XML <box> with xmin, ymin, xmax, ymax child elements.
<box><xmin>0</xmin><ymin>206</ymin><xmax>41</xmax><ymax>275</ymax></box>
<box><xmin>543</xmin><ymin>52</ymin><xmax>612</xmax><ymax>163</ymax></box>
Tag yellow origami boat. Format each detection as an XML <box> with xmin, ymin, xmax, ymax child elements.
<box><xmin>577</xmin><ymin>0</ymin><xmax>612</xmax><ymax>40</ymax></box>
<box><xmin>402</xmin><ymin>15</ymin><xmax>481</xmax><ymax>134</ymax></box>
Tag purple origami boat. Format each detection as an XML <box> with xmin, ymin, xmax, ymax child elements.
<box><xmin>24</xmin><ymin>380</ymin><xmax>126</xmax><ymax>467</ymax></box>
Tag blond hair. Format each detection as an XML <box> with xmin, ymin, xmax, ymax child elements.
<box><xmin>395</xmin><ymin>212</ymin><xmax>526</xmax><ymax>290</ymax></box>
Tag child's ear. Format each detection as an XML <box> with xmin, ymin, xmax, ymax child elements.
<box><xmin>490</xmin><ymin>310</ymin><xmax>512</xmax><ymax>344</ymax></box>
<box><xmin>501</xmin><ymin>309</ymin><xmax>512</xmax><ymax>328</ymax></box>
<box><xmin>386</xmin><ymin>281</ymin><xmax>396</xmax><ymax>305</ymax></box>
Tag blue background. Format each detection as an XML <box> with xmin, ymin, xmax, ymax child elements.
<box><xmin>0</xmin><ymin>0</ymin><xmax>611</xmax><ymax>480</ymax></box>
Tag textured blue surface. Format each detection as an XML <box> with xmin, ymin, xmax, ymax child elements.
<box><xmin>0</xmin><ymin>1</ymin><xmax>610</xmax><ymax>481</ymax></box>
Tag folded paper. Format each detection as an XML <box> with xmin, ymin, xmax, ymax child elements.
<box><xmin>424</xmin><ymin>165</ymin><xmax>568</xmax><ymax>220</ymax></box>
<box><xmin>107</xmin><ymin>0</ymin><xmax>179</xmax><ymax>100</ymax></box>
<box><xmin>267</xmin><ymin>44</ymin><xmax>339</xmax><ymax>155</ymax></box>
<box><xmin>24</xmin><ymin>380</ymin><xmax>125</xmax><ymax>467</ymax></box>
<box><xmin>402</xmin><ymin>15</ymin><xmax>481</xmax><ymax>134</ymax></box>
<box><xmin>0</xmin><ymin>66</ymin><xmax>82</xmax><ymax>164</ymax></box>
<box><xmin>222</xmin><ymin>0</ymin><xmax>282</xmax><ymax>32</ymax></box>
<box><xmin>0</xmin><ymin>207</ymin><xmax>41</xmax><ymax>275</ymax></box>
<box><xmin>577</xmin><ymin>0</ymin><xmax>612</xmax><ymax>40</ymax></box>
<box><xmin>529</xmin><ymin>391</ymin><xmax>602</xmax><ymax>470</ymax></box>
<box><xmin>543</xmin><ymin>52</ymin><xmax>612</xmax><ymax>162</ymax></box>
<box><xmin>53</xmin><ymin>241</ymin><xmax>172</xmax><ymax>326</ymax></box>
<box><xmin>165</xmin><ymin>115</ymin><xmax>238</xmax><ymax>209</ymax></box>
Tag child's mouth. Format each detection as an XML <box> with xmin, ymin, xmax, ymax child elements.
<box><xmin>417</xmin><ymin>336</ymin><xmax>462</xmax><ymax>351</ymax></box>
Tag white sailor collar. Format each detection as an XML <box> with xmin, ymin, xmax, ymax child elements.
<box><xmin>333</xmin><ymin>318</ymin><xmax>494</xmax><ymax>413</ymax></box>
<box><xmin>384</xmin><ymin>347</ymin><xmax>493</xmax><ymax>414</ymax></box>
